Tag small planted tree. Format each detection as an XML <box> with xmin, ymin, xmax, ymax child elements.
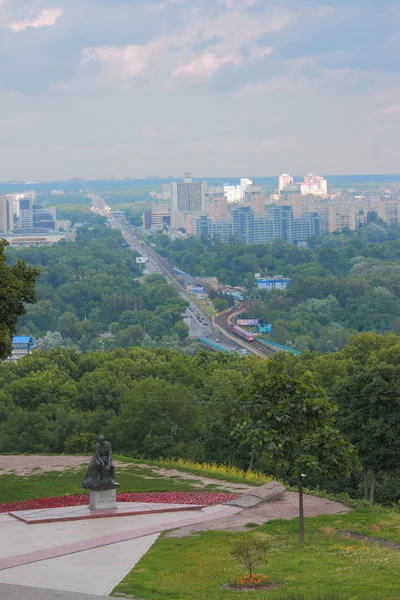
<box><xmin>231</xmin><ymin>535</ymin><xmax>268</xmax><ymax>579</ymax></box>
<box><xmin>229</xmin><ymin>534</ymin><xmax>272</xmax><ymax>590</ymax></box>
<box><xmin>234</xmin><ymin>353</ymin><xmax>354</xmax><ymax>544</ymax></box>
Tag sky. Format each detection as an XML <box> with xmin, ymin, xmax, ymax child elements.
<box><xmin>0</xmin><ymin>0</ymin><xmax>399</xmax><ymax>181</ymax></box>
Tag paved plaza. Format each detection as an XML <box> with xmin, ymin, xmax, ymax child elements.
<box><xmin>0</xmin><ymin>503</ymin><xmax>240</xmax><ymax>596</ymax></box>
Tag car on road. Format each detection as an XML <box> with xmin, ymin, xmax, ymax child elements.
<box><xmin>215</xmin><ymin>338</ymin><xmax>221</xmax><ymax>342</ymax></box>
<box><xmin>201</xmin><ymin>329</ymin><xmax>206</xmax><ymax>333</ymax></box>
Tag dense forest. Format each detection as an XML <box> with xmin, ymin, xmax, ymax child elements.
<box><xmin>1</xmin><ymin>333</ymin><xmax>400</xmax><ymax>505</ymax></box>
<box><xmin>6</xmin><ymin>223</ymin><xmax>191</xmax><ymax>352</ymax></box>
<box><xmin>154</xmin><ymin>223</ymin><xmax>400</xmax><ymax>352</ymax></box>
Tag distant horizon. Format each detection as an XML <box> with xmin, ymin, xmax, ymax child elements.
<box><xmin>1</xmin><ymin>173</ymin><xmax>400</xmax><ymax>186</ymax></box>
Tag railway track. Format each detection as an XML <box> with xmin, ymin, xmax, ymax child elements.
<box><xmin>213</xmin><ymin>306</ymin><xmax>276</xmax><ymax>359</ymax></box>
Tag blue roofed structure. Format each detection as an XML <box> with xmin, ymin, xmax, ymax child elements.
<box><xmin>8</xmin><ymin>336</ymin><xmax>37</xmax><ymax>361</ymax></box>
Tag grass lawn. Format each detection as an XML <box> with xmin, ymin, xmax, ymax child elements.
<box><xmin>0</xmin><ymin>464</ymin><xmax>204</xmax><ymax>504</ymax></box>
<box><xmin>114</xmin><ymin>508</ymin><xmax>400</xmax><ymax>600</ymax></box>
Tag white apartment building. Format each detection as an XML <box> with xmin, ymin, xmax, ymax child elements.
<box><xmin>224</xmin><ymin>178</ymin><xmax>253</xmax><ymax>203</ymax></box>
<box><xmin>278</xmin><ymin>173</ymin><xmax>294</xmax><ymax>192</ymax></box>
<box><xmin>300</xmin><ymin>174</ymin><xmax>328</xmax><ymax>196</ymax></box>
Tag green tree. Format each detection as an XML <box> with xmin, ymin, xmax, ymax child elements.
<box><xmin>235</xmin><ymin>354</ymin><xmax>354</xmax><ymax>543</ymax></box>
<box><xmin>0</xmin><ymin>240</ymin><xmax>39</xmax><ymax>359</ymax></box>
<box><xmin>334</xmin><ymin>359</ymin><xmax>400</xmax><ymax>505</ymax></box>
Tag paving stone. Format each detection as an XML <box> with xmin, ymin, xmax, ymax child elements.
<box><xmin>0</xmin><ymin>582</ymin><xmax>114</xmax><ymax>599</ymax></box>
<box><xmin>225</xmin><ymin>481</ymin><xmax>286</xmax><ymax>508</ymax></box>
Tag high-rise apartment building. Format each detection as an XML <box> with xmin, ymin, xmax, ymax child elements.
<box><xmin>254</xmin><ymin>216</ymin><xmax>274</xmax><ymax>243</ymax></box>
<box><xmin>301</xmin><ymin>174</ymin><xmax>328</xmax><ymax>196</ymax></box>
<box><xmin>267</xmin><ymin>205</ymin><xmax>294</xmax><ymax>244</ymax></box>
<box><xmin>0</xmin><ymin>196</ymin><xmax>12</xmax><ymax>234</ymax></box>
<box><xmin>224</xmin><ymin>178</ymin><xmax>253</xmax><ymax>203</ymax></box>
<box><xmin>161</xmin><ymin>184</ymin><xmax>171</xmax><ymax>201</ymax></box>
<box><xmin>278</xmin><ymin>173</ymin><xmax>294</xmax><ymax>192</ymax></box>
<box><xmin>245</xmin><ymin>185</ymin><xmax>265</xmax><ymax>215</ymax></box>
<box><xmin>170</xmin><ymin>174</ymin><xmax>207</xmax><ymax>228</ymax></box>
<box><xmin>195</xmin><ymin>205</ymin><xmax>320</xmax><ymax>246</ymax></box>
<box><xmin>195</xmin><ymin>215</ymin><xmax>233</xmax><ymax>243</ymax></box>
<box><xmin>232</xmin><ymin>206</ymin><xmax>255</xmax><ymax>244</ymax></box>
<box><xmin>293</xmin><ymin>212</ymin><xmax>321</xmax><ymax>243</ymax></box>
<box><xmin>378</xmin><ymin>199</ymin><xmax>400</xmax><ymax>226</ymax></box>
<box><xmin>206</xmin><ymin>186</ymin><xmax>228</xmax><ymax>219</ymax></box>
<box><xmin>334</xmin><ymin>204</ymin><xmax>357</xmax><ymax>231</ymax></box>
<box><xmin>240</xmin><ymin>178</ymin><xmax>253</xmax><ymax>196</ymax></box>
<box><xmin>19</xmin><ymin>198</ymin><xmax>33</xmax><ymax>229</ymax></box>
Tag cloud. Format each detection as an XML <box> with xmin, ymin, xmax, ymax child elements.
<box><xmin>9</xmin><ymin>7</ymin><xmax>63</xmax><ymax>32</ymax></box>
<box><xmin>141</xmin><ymin>121</ymin><xmax>183</xmax><ymax>137</ymax></box>
<box><xmin>82</xmin><ymin>3</ymin><xmax>295</xmax><ymax>85</ymax></box>
<box><xmin>376</xmin><ymin>104</ymin><xmax>400</xmax><ymax>118</ymax></box>
<box><xmin>148</xmin><ymin>0</ymin><xmax>184</xmax><ymax>13</ymax></box>
<box><xmin>82</xmin><ymin>45</ymin><xmax>151</xmax><ymax>81</ymax></box>
<box><xmin>172</xmin><ymin>53</ymin><xmax>241</xmax><ymax>80</ymax></box>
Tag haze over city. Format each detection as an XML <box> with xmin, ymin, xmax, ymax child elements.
<box><xmin>0</xmin><ymin>0</ymin><xmax>399</xmax><ymax>181</ymax></box>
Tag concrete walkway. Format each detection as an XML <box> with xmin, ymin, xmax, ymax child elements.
<box><xmin>0</xmin><ymin>505</ymin><xmax>240</xmax><ymax>595</ymax></box>
<box><xmin>0</xmin><ymin>583</ymin><xmax>115</xmax><ymax>599</ymax></box>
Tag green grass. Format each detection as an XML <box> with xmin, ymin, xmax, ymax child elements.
<box><xmin>114</xmin><ymin>508</ymin><xmax>400</xmax><ymax>600</ymax></box>
<box><xmin>0</xmin><ymin>464</ymin><xmax>206</xmax><ymax>505</ymax></box>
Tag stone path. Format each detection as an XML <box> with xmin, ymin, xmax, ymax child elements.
<box><xmin>166</xmin><ymin>491</ymin><xmax>349</xmax><ymax>537</ymax></box>
<box><xmin>0</xmin><ymin>505</ymin><xmax>240</xmax><ymax>595</ymax></box>
<box><xmin>0</xmin><ymin>583</ymin><xmax>115</xmax><ymax>600</ymax></box>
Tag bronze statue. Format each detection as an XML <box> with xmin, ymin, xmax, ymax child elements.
<box><xmin>82</xmin><ymin>435</ymin><xmax>120</xmax><ymax>491</ymax></box>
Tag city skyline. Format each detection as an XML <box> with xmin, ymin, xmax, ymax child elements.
<box><xmin>0</xmin><ymin>0</ymin><xmax>399</xmax><ymax>180</ymax></box>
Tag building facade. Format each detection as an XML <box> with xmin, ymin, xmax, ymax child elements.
<box><xmin>170</xmin><ymin>174</ymin><xmax>207</xmax><ymax>228</ymax></box>
<box><xmin>0</xmin><ymin>196</ymin><xmax>12</xmax><ymax>234</ymax></box>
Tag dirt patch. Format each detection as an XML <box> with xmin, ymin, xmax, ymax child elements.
<box><xmin>165</xmin><ymin>492</ymin><xmax>350</xmax><ymax>537</ymax></box>
<box><xmin>134</xmin><ymin>463</ymin><xmax>253</xmax><ymax>493</ymax></box>
<box><xmin>0</xmin><ymin>455</ymin><xmax>131</xmax><ymax>477</ymax></box>
<box><xmin>0</xmin><ymin>456</ymin><xmax>251</xmax><ymax>493</ymax></box>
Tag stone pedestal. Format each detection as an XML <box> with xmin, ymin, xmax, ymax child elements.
<box><xmin>89</xmin><ymin>488</ymin><xmax>117</xmax><ymax>510</ymax></box>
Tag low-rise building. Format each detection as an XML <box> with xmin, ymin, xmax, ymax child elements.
<box><xmin>255</xmin><ymin>276</ymin><xmax>292</xmax><ymax>290</ymax></box>
<box><xmin>7</xmin><ymin>336</ymin><xmax>37</xmax><ymax>361</ymax></box>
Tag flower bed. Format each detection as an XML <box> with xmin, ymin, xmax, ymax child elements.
<box><xmin>223</xmin><ymin>574</ymin><xmax>278</xmax><ymax>591</ymax></box>
<box><xmin>0</xmin><ymin>491</ymin><xmax>239</xmax><ymax>513</ymax></box>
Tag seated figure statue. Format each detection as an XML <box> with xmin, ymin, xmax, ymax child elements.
<box><xmin>82</xmin><ymin>435</ymin><xmax>120</xmax><ymax>491</ymax></box>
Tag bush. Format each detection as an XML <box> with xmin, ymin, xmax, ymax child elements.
<box><xmin>64</xmin><ymin>433</ymin><xmax>97</xmax><ymax>454</ymax></box>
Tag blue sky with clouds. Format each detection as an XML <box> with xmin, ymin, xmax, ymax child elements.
<box><xmin>0</xmin><ymin>0</ymin><xmax>399</xmax><ymax>180</ymax></box>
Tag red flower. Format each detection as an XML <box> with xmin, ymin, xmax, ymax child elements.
<box><xmin>0</xmin><ymin>492</ymin><xmax>239</xmax><ymax>513</ymax></box>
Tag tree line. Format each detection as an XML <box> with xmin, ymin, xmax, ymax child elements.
<box><xmin>154</xmin><ymin>223</ymin><xmax>400</xmax><ymax>352</ymax></box>
<box><xmin>5</xmin><ymin>223</ymin><xmax>191</xmax><ymax>352</ymax></box>
<box><xmin>1</xmin><ymin>333</ymin><xmax>400</xmax><ymax>506</ymax></box>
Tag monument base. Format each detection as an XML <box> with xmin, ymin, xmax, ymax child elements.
<box><xmin>89</xmin><ymin>488</ymin><xmax>117</xmax><ymax>510</ymax></box>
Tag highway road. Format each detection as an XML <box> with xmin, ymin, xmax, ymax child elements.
<box><xmin>89</xmin><ymin>194</ymin><xmax>273</xmax><ymax>358</ymax></box>
<box><xmin>106</xmin><ymin>212</ymin><xmax>244</xmax><ymax>353</ymax></box>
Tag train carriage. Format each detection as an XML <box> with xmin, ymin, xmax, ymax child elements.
<box><xmin>233</xmin><ymin>325</ymin><xmax>255</xmax><ymax>342</ymax></box>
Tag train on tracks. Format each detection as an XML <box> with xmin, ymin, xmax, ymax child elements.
<box><xmin>233</xmin><ymin>325</ymin><xmax>255</xmax><ymax>342</ymax></box>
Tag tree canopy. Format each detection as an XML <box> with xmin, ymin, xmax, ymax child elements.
<box><xmin>0</xmin><ymin>239</ymin><xmax>39</xmax><ymax>359</ymax></box>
